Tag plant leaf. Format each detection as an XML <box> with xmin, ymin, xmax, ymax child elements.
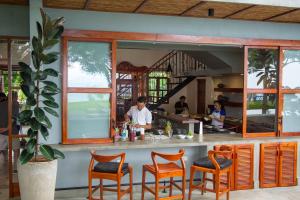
<box><xmin>40</xmin><ymin>125</ymin><xmax>49</xmax><ymax>140</ymax></box>
<box><xmin>26</xmin><ymin>96</ymin><xmax>37</xmax><ymax>106</ymax></box>
<box><xmin>37</xmin><ymin>21</ymin><xmax>43</xmax><ymax>40</ymax></box>
<box><xmin>44</xmin><ymin>107</ymin><xmax>58</xmax><ymax>117</ymax></box>
<box><xmin>43</xmin><ymin>115</ymin><xmax>52</xmax><ymax>129</ymax></box>
<box><xmin>43</xmin><ymin>68</ymin><xmax>58</xmax><ymax>77</ymax></box>
<box><xmin>19</xmin><ymin>62</ymin><xmax>32</xmax><ymax>74</ymax></box>
<box><xmin>26</xmin><ymin>138</ymin><xmax>37</xmax><ymax>154</ymax></box>
<box><xmin>40</xmin><ymin>145</ymin><xmax>55</xmax><ymax>160</ymax></box>
<box><xmin>27</xmin><ymin>128</ymin><xmax>38</xmax><ymax>137</ymax></box>
<box><xmin>43</xmin><ymin>81</ymin><xmax>57</xmax><ymax>88</ymax></box>
<box><xmin>19</xmin><ymin>149</ymin><xmax>34</xmax><ymax>165</ymax></box>
<box><xmin>42</xmin><ymin>52</ymin><xmax>58</xmax><ymax>64</ymax></box>
<box><xmin>43</xmin><ymin>39</ymin><xmax>59</xmax><ymax>49</ymax></box>
<box><xmin>18</xmin><ymin>110</ymin><xmax>32</xmax><ymax>123</ymax></box>
<box><xmin>43</xmin><ymin>100</ymin><xmax>59</xmax><ymax>108</ymax></box>
<box><xmin>41</xmin><ymin>92</ymin><xmax>55</xmax><ymax>101</ymax></box>
<box><xmin>34</xmin><ymin>107</ymin><xmax>45</xmax><ymax>122</ymax></box>
<box><xmin>29</xmin><ymin>118</ymin><xmax>41</xmax><ymax>131</ymax></box>
<box><xmin>53</xmin><ymin>149</ymin><xmax>65</xmax><ymax>159</ymax></box>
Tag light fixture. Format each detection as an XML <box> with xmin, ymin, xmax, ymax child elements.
<box><xmin>208</xmin><ymin>8</ymin><xmax>214</xmax><ymax>17</ymax></box>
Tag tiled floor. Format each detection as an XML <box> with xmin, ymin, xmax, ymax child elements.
<box><xmin>1</xmin><ymin>154</ymin><xmax>300</xmax><ymax>200</ymax></box>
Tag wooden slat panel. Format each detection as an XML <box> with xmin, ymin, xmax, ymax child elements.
<box><xmin>44</xmin><ymin>0</ymin><xmax>86</xmax><ymax>9</ymax></box>
<box><xmin>269</xmin><ymin>9</ymin><xmax>300</xmax><ymax>23</ymax></box>
<box><xmin>230</xmin><ymin>5</ymin><xmax>294</xmax><ymax>21</ymax></box>
<box><xmin>87</xmin><ymin>0</ymin><xmax>144</xmax><ymax>12</ymax></box>
<box><xmin>235</xmin><ymin>144</ymin><xmax>254</xmax><ymax>190</ymax></box>
<box><xmin>137</xmin><ymin>0</ymin><xmax>201</xmax><ymax>15</ymax></box>
<box><xmin>183</xmin><ymin>2</ymin><xmax>251</xmax><ymax>18</ymax></box>
<box><xmin>279</xmin><ymin>142</ymin><xmax>297</xmax><ymax>187</ymax></box>
<box><xmin>260</xmin><ymin>143</ymin><xmax>279</xmax><ymax>188</ymax></box>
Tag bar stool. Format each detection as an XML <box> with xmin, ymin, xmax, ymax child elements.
<box><xmin>141</xmin><ymin>149</ymin><xmax>186</xmax><ymax>200</ymax></box>
<box><xmin>188</xmin><ymin>145</ymin><xmax>233</xmax><ymax>200</ymax></box>
<box><xmin>88</xmin><ymin>151</ymin><xmax>133</xmax><ymax>200</ymax></box>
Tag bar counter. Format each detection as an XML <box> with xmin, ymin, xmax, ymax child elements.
<box><xmin>52</xmin><ymin>133</ymin><xmax>300</xmax><ymax>152</ymax></box>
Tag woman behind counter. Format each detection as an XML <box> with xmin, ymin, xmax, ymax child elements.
<box><xmin>209</xmin><ymin>100</ymin><xmax>226</xmax><ymax>128</ymax></box>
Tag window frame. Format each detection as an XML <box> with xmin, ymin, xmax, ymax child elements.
<box><xmin>61</xmin><ymin>37</ymin><xmax>116</xmax><ymax>144</ymax></box>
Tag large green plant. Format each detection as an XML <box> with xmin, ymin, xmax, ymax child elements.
<box><xmin>18</xmin><ymin>9</ymin><xmax>65</xmax><ymax>164</ymax></box>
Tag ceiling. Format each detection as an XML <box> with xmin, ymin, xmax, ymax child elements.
<box><xmin>2</xmin><ymin>0</ymin><xmax>300</xmax><ymax>23</ymax></box>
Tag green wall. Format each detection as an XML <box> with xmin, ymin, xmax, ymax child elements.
<box><xmin>0</xmin><ymin>5</ymin><xmax>29</xmax><ymax>37</ymax></box>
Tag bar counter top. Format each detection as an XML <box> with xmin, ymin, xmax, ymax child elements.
<box><xmin>52</xmin><ymin>134</ymin><xmax>300</xmax><ymax>152</ymax></box>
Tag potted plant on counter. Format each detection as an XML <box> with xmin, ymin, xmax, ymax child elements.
<box><xmin>17</xmin><ymin>9</ymin><xmax>65</xmax><ymax>200</ymax></box>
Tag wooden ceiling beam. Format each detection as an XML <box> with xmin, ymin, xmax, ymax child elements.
<box><xmin>223</xmin><ymin>5</ymin><xmax>256</xmax><ymax>18</ymax></box>
<box><xmin>133</xmin><ymin>0</ymin><xmax>148</xmax><ymax>13</ymax></box>
<box><xmin>263</xmin><ymin>8</ymin><xmax>299</xmax><ymax>21</ymax></box>
<box><xmin>179</xmin><ymin>1</ymin><xmax>205</xmax><ymax>16</ymax></box>
<box><xmin>83</xmin><ymin>0</ymin><xmax>91</xmax><ymax>9</ymax></box>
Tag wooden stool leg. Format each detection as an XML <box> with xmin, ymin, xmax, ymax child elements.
<box><xmin>215</xmin><ymin>174</ymin><xmax>220</xmax><ymax>200</ymax></box>
<box><xmin>117</xmin><ymin>179</ymin><xmax>121</xmax><ymax>200</ymax></box>
<box><xmin>201</xmin><ymin>172</ymin><xmax>207</xmax><ymax>195</ymax></box>
<box><xmin>141</xmin><ymin>167</ymin><xmax>146</xmax><ymax>200</ymax></box>
<box><xmin>188</xmin><ymin>166</ymin><xmax>195</xmax><ymax>200</ymax></box>
<box><xmin>169</xmin><ymin>177</ymin><xmax>173</xmax><ymax>197</ymax></box>
<box><xmin>129</xmin><ymin>167</ymin><xmax>133</xmax><ymax>200</ymax></box>
<box><xmin>227</xmin><ymin>170</ymin><xmax>230</xmax><ymax>200</ymax></box>
<box><xmin>155</xmin><ymin>177</ymin><xmax>159</xmax><ymax>200</ymax></box>
<box><xmin>88</xmin><ymin>176</ymin><xmax>92</xmax><ymax>200</ymax></box>
<box><xmin>100</xmin><ymin>179</ymin><xmax>103</xmax><ymax>200</ymax></box>
<box><xmin>182</xmin><ymin>173</ymin><xmax>186</xmax><ymax>200</ymax></box>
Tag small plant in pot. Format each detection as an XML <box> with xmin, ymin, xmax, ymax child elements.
<box><xmin>17</xmin><ymin>9</ymin><xmax>65</xmax><ymax>200</ymax></box>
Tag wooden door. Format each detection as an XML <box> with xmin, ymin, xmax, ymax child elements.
<box><xmin>260</xmin><ymin>143</ymin><xmax>279</xmax><ymax>188</ymax></box>
<box><xmin>234</xmin><ymin>144</ymin><xmax>254</xmax><ymax>190</ymax></box>
<box><xmin>279</xmin><ymin>142</ymin><xmax>297</xmax><ymax>186</ymax></box>
<box><xmin>197</xmin><ymin>79</ymin><xmax>206</xmax><ymax>114</ymax></box>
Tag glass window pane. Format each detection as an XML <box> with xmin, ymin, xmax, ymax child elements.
<box><xmin>148</xmin><ymin>78</ymin><xmax>156</xmax><ymax>90</ymax></box>
<box><xmin>282</xmin><ymin>94</ymin><xmax>300</xmax><ymax>132</ymax></box>
<box><xmin>68</xmin><ymin>93</ymin><xmax>111</xmax><ymax>139</ymax></box>
<box><xmin>282</xmin><ymin>50</ymin><xmax>300</xmax><ymax>89</ymax></box>
<box><xmin>247</xmin><ymin>48</ymin><xmax>278</xmax><ymax>89</ymax></box>
<box><xmin>68</xmin><ymin>41</ymin><xmax>111</xmax><ymax>88</ymax></box>
<box><xmin>247</xmin><ymin>93</ymin><xmax>277</xmax><ymax>133</ymax></box>
<box><xmin>12</xmin><ymin>40</ymin><xmax>30</xmax><ymax>66</ymax></box>
<box><xmin>160</xmin><ymin>78</ymin><xmax>167</xmax><ymax>90</ymax></box>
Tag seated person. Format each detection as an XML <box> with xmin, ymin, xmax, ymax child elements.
<box><xmin>209</xmin><ymin>100</ymin><xmax>226</xmax><ymax>128</ymax></box>
<box><xmin>124</xmin><ymin>96</ymin><xmax>152</xmax><ymax>131</ymax></box>
<box><xmin>175</xmin><ymin>96</ymin><xmax>189</xmax><ymax>114</ymax></box>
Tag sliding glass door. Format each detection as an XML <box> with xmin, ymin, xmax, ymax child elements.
<box><xmin>244</xmin><ymin>46</ymin><xmax>300</xmax><ymax>137</ymax></box>
<box><xmin>278</xmin><ymin>48</ymin><xmax>300</xmax><ymax>136</ymax></box>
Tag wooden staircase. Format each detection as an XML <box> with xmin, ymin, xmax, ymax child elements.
<box><xmin>143</xmin><ymin>50</ymin><xmax>208</xmax><ymax>110</ymax></box>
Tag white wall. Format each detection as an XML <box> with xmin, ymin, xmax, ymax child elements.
<box><xmin>116</xmin><ymin>48</ymin><xmax>170</xmax><ymax>67</ymax></box>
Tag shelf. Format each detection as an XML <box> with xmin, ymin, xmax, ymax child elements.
<box><xmin>223</xmin><ymin>101</ymin><xmax>243</xmax><ymax>107</ymax></box>
<box><xmin>214</xmin><ymin>88</ymin><xmax>243</xmax><ymax>93</ymax></box>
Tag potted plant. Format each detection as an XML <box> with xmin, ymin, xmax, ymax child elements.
<box><xmin>17</xmin><ymin>9</ymin><xmax>65</xmax><ymax>200</ymax></box>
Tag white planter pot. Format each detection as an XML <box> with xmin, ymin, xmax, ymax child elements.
<box><xmin>17</xmin><ymin>159</ymin><xmax>58</xmax><ymax>200</ymax></box>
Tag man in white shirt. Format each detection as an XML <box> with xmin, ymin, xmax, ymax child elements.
<box><xmin>124</xmin><ymin>96</ymin><xmax>152</xmax><ymax>130</ymax></box>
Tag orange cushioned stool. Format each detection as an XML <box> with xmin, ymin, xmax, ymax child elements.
<box><xmin>141</xmin><ymin>149</ymin><xmax>186</xmax><ymax>200</ymax></box>
<box><xmin>88</xmin><ymin>151</ymin><xmax>133</xmax><ymax>200</ymax></box>
<box><xmin>188</xmin><ymin>145</ymin><xmax>233</xmax><ymax>200</ymax></box>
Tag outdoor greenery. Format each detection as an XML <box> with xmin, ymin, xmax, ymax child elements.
<box><xmin>18</xmin><ymin>9</ymin><xmax>65</xmax><ymax>164</ymax></box>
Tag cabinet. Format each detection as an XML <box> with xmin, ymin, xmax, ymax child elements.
<box><xmin>260</xmin><ymin>142</ymin><xmax>297</xmax><ymax>188</ymax></box>
<box><xmin>214</xmin><ymin>144</ymin><xmax>254</xmax><ymax>190</ymax></box>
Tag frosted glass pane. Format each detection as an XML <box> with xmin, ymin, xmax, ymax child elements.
<box><xmin>282</xmin><ymin>50</ymin><xmax>300</xmax><ymax>89</ymax></box>
<box><xmin>283</xmin><ymin>94</ymin><xmax>300</xmax><ymax>132</ymax></box>
<box><xmin>68</xmin><ymin>93</ymin><xmax>110</xmax><ymax>139</ymax></box>
<box><xmin>247</xmin><ymin>48</ymin><xmax>278</xmax><ymax>89</ymax></box>
<box><xmin>68</xmin><ymin>41</ymin><xmax>111</xmax><ymax>88</ymax></box>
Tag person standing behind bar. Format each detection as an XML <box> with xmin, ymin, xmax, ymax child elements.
<box><xmin>175</xmin><ymin>96</ymin><xmax>189</xmax><ymax>114</ymax></box>
<box><xmin>209</xmin><ymin>100</ymin><xmax>226</xmax><ymax>128</ymax></box>
<box><xmin>124</xmin><ymin>96</ymin><xmax>152</xmax><ymax>130</ymax></box>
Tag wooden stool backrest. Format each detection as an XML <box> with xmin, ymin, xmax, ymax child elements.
<box><xmin>208</xmin><ymin>145</ymin><xmax>233</xmax><ymax>171</ymax></box>
<box><xmin>151</xmin><ymin>149</ymin><xmax>185</xmax><ymax>172</ymax></box>
<box><xmin>89</xmin><ymin>151</ymin><xmax>126</xmax><ymax>174</ymax></box>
